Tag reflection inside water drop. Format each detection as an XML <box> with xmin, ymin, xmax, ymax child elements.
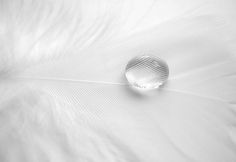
<box><xmin>125</xmin><ymin>55</ymin><xmax>169</xmax><ymax>90</ymax></box>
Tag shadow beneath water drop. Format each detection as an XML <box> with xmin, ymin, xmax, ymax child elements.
<box><xmin>121</xmin><ymin>75</ymin><xmax>169</xmax><ymax>99</ymax></box>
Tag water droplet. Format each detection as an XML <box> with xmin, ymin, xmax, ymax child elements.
<box><xmin>125</xmin><ymin>55</ymin><xmax>169</xmax><ymax>90</ymax></box>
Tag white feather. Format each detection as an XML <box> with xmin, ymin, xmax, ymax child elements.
<box><xmin>0</xmin><ymin>0</ymin><xmax>236</xmax><ymax>161</ymax></box>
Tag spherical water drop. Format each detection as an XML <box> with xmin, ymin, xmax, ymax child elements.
<box><xmin>125</xmin><ymin>55</ymin><xmax>169</xmax><ymax>90</ymax></box>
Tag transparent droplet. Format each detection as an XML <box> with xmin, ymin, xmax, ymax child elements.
<box><xmin>125</xmin><ymin>55</ymin><xmax>169</xmax><ymax>90</ymax></box>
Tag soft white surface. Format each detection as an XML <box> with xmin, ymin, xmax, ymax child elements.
<box><xmin>0</xmin><ymin>0</ymin><xmax>236</xmax><ymax>161</ymax></box>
